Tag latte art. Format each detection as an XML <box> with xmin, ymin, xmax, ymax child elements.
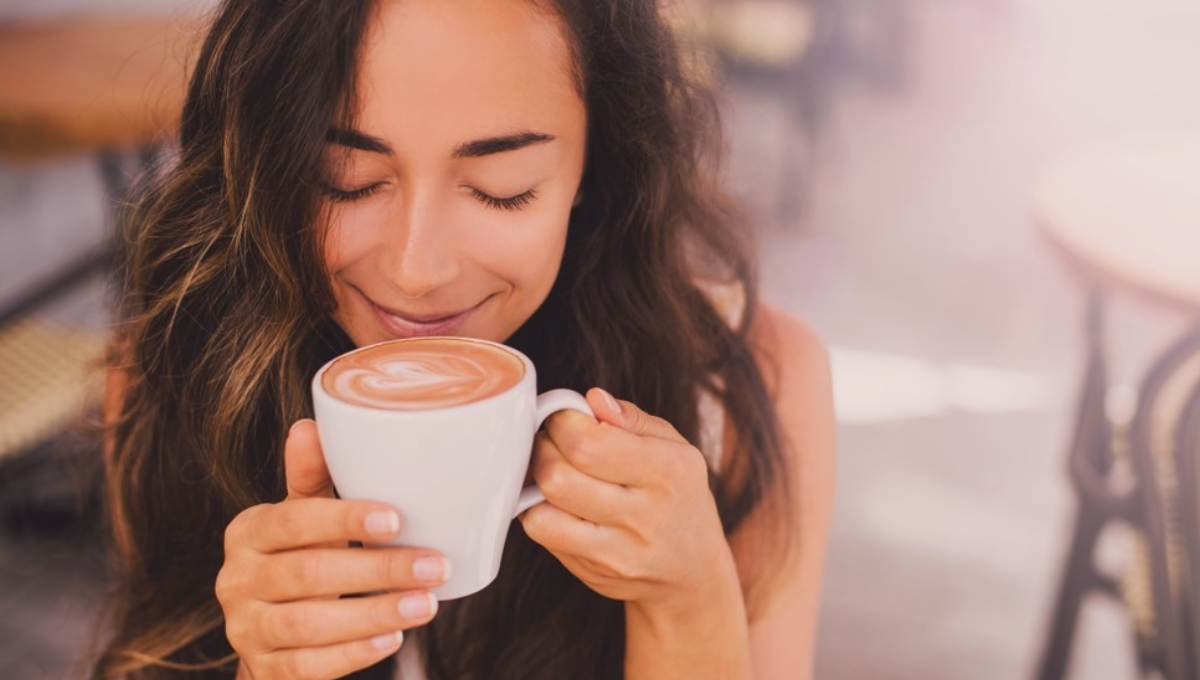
<box><xmin>322</xmin><ymin>338</ymin><xmax>525</xmax><ymax>410</ymax></box>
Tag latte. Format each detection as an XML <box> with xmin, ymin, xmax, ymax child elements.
<box><xmin>322</xmin><ymin>337</ymin><xmax>525</xmax><ymax>411</ymax></box>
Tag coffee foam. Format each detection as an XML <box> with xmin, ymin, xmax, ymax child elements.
<box><xmin>322</xmin><ymin>339</ymin><xmax>524</xmax><ymax>411</ymax></box>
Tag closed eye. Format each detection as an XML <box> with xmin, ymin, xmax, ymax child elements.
<box><xmin>471</xmin><ymin>188</ymin><xmax>537</xmax><ymax>211</ymax></box>
<box><xmin>321</xmin><ymin>183</ymin><xmax>537</xmax><ymax>210</ymax></box>
<box><xmin>322</xmin><ymin>182</ymin><xmax>385</xmax><ymax>203</ymax></box>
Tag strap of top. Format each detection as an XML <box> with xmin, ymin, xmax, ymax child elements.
<box><xmin>693</xmin><ymin>275</ymin><xmax>748</xmax><ymax>331</ymax></box>
<box><xmin>692</xmin><ymin>276</ymin><xmax>747</xmax><ymax>473</ymax></box>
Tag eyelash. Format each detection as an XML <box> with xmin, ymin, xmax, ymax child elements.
<box><xmin>322</xmin><ymin>183</ymin><xmax>537</xmax><ymax>211</ymax></box>
<box><xmin>323</xmin><ymin>183</ymin><xmax>385</xmax><ymax>203</ymax></box>
<box><xmin>469</xmin><ymin>187</ymin><xmax>536</xmax><ymax>211</ymax></box>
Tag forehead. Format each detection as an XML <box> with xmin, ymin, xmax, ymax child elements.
<box><xmin>355</xmin><ymin>0</ymin><xmax>583</xmax><ymax>148</ymax></box>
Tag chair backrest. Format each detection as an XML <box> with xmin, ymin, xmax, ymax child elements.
<box><xmin>1173</xmin><ymin>334</ymin><xmax>1200</xmax><ymax>676</ymax></box>
<box><xmin>1127</xmin><ymin>323</ymin><xmax>1200</xmax><ymax>679</ymax></box>
<box><xmin>0</xmin><ymin>317</ymin><xmax>107</xmax><ymax>463</ymax></box>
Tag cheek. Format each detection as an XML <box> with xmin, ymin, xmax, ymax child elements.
<box><xmin>322</xmin><ymin>204</ymin><xmax>384</xmax><ymax>274</ymax></box>
<box><xmin>321</xmin><ymin>206</ymin><xmax>388</xmax><ymax>344</ymax></box>
<box><xmin>463</xmin><ymin>209</ymin><xmax>569</xmax><ymax>285</ymax></box>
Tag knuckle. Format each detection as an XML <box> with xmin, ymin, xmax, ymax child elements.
<box><xmin>544</xmin><ymin>411</ymin><xmax>567</xmax><ymax>436</ymax></box>
<box><xmin>275</xmin><ymin>505</ymin><xmax>304</xmax><ymax>541</ymax></box>
<box><xmin>373</xmin><ymin>597</ymin><xmax>401</xmax><ymax>630</ymax></box>
<box><xmin>628</xmin><ymin>408</ymin><xmax>647</xmax><ymax>433</ymax></box>
<box><xmin>683</xmin><ymin>445</ymin><xmax>711</xmax><ymax>478</ymax></box>
<box><xmin>655</xmin><ymin>450</ymin><xmax>680</xmax><ymax>477</ymax></box>
<box><xmin>214</xmin><ymin>565</ymin><xmax>235</xmax><ymax>604</ymax></box>
<box><xmin>533</xmin><ymin>430</ymin><xmax>553</xmax><ymax>454</ymax></box>
<box><xmin>224</xmin><ymin>613</ymin><xmax>249</xmax><ymax>648</ymax></box>
<box><xmin>283</xmin><ymin>652</ymin><xmax>313</xmax><ymax>680</ymax></box>
<box><xmin>251</xmin><ymin>657</ymin><xmax>276</xmax><ymax>680</ymax></box>
<box><xmin>611</xmin><ymin>561</ymin><xmax>636</xmax><ymax>581</ymax></box>
<box><xmin>222</xmin><ymin>523</ymin><xmax>239</xmax><ymax>554</ymax></box>
<box><xmin>612</xmin><ymin>548</ymin><xmax>645</xmax><ymax>580</ymax></box>
<box><xmin>346</xmin><ymin>502</ymin><xmax>371</xmax><ymax>538</ymax></box>
<box><xmin>537</xmin><ymin>462</ymin><xmax>564</xmax><ymax>497</ymax></box>
<box><xmin>253</xmin><ymin>658</ymin><xmax>279</xmax><ymax>680</ymax></box>
<box><xmin>224</xmin><ymin>506</ymin><xmax>257</xmax><ymax>552</ymax></box>
<box><xmin>535</xmin><ymin>519</ymin><xmax>558</xmax><ymax>546</ymax></box>
<box><xmin>215</xmin><ymin>555</ymin><xmax>257</xmax><ymax>605</ymax></box>
<box><xmin>521</xmin><ymin>505</ymin><xmax>544</xmax><ymax>535</ymax></box>
<box><xmin>286</xmin><ymin>554</ymin><xmax>323</xmax><ymax>593</ymax></box>
<box><xmin>599</xmin><ymin>552</ymin><xmax>629</xmax><ymax>580</ymax></box>
<box><xmin>547</xmin><ymin>409</ymin><xmax>585</xmax><ymax>440</ymax></box>
<box><xmin>664</xmin><ymin>461</ymin><xmax>689</xmax><ymax>494</ymax></box>
<box><xmin>567</xmin><ymin>437</ymin><xmax>597</xmax><ymax>466</ymax></box>
<box><xmin>348</xmin><ymin>635</ymin><xmax>385</xmax><ymax>666</ymax></box>
<box><xmin>664</xmin><ymin>446</ymin><xmax>702</xmax><ymax>482</ymax></box>
<box><xmin>273</xmin><ymin>604</ymin><xmax>307</xmax><ymax>643</ymax></box>
<box><xmin>380</xmin><ymin>550</ymin><xmax>408</xmax><ymax>586</ymax></box>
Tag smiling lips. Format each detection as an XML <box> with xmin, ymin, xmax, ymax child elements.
<box><xmin>367</xmin><ymin>294</ymin><xmax>488</xmax><ymax>338</ymax></box>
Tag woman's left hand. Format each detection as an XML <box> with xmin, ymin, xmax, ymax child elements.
<box><xmin>519</xmin><ymin>387</ymin><xmax>739</xmax><ymax>614</ymax></box>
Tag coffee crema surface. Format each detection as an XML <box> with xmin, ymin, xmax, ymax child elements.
<box><xmin>322</xmin><ymin>338</ymin><xmax>526</xmax><ymax>411</ymax></box>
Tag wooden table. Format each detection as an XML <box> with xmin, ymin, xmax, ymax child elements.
<box><xmin>1032</xmin><ymin>131</ymin><xmax>1200</xmax><ymax>680</ymax></box>
<box><xmin>0</xmin><ymin>14</ymin><xmax>204</xmax><ymax>160</ymax></box>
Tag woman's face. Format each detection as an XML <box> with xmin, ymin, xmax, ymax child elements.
<box><xmin>323</xmin><ymin>0</ymin><xmax>587</xmax><ymax>347</ymax></box>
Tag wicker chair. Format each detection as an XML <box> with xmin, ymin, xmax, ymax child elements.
<box><xmin>1120</xmin><ymin>325</ymin><xmax>1200</xmax><ymax>679</ymax></box>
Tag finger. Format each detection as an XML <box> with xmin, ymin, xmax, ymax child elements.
<box><xmin>286</xmin><ymin>419</ymin><xmax>335</xmax><ymax>500</ymax></box>
<box><xmin>258</xmin><ymin>547</ymin><xmax>450</xmax><ymax>602</ymax></box>
<box><xmin>258</xmin><ymin>589</ymin><xmax>438</xmax><ymax>650</ymax></box>
<box><xmin>532</xmin><ymin>431</ymin><xmax>633</xmax><ymax>525</ymax></box>
<box><xmin>519</xmin><ymin>498</ymin><xmax>608</xmax><ymax>559</ymax></box>
<box><xmin>257</xmin><ymin>631</ymin><xmax>405</xmax><ymax>680</ymax></box>
<box><xmin>240</xmin><ymin>498</ymin><xmax>403</xmax><ymax>553</ymax></box>
<box><xmin>587</xmin><ymin>388</ymin><xmax>686</xmax><ymax>443</ymax></box>
<box><xmin>542</xmin><ymin>410</ymin><xmax>665</xmax><ymax>487</ymax></box>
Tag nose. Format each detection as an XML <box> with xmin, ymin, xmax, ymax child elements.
<box><xmin>378</xmin><ymin>190</ymin><xmax>460</xmax><ymax>299</ymax></box>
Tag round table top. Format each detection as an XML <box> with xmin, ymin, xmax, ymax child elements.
<box><xmin>1034</xmin><ymin>131</ymin><xmax>1200</xmax><ymax>311</ymax></box>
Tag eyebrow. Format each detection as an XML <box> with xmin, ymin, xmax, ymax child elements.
<box><xmin>325</xmin><ymin>128</ymin><xmax>556</xmax><ymax>158</ymax></box>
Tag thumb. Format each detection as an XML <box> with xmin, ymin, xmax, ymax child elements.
<box><xmin>284</xmin><ymin>419</ymin><xmax>335</xmax><ymax>500</ymax></box>
<box><xmin>586</xmin><ymin>387</ymin><xmax>686</xmax><ymax>443</ymax></box>
<box><xmin>586</xmin><ymin>387</ymin><xmax>624</xmax><ymax>427</ymax></box>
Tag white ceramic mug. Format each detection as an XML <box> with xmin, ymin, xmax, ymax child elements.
<box><xmin>311</xmin><ymin>336</ymin><xmax>594</xmax><ymax>599</ymax></box>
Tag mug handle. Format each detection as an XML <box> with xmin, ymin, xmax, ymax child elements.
<box><xmin>513</xmin><ymin>388</ymin><xmax>595</xmax><ymax>518</ymax></box>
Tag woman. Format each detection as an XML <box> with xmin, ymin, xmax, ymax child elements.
<box><xmin>93</xmin><ymin>0</ymin><xmax>835</xmax><ymax>678</ymax></box>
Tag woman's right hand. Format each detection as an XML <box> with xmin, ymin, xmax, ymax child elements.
<box><xmin>216</xmin><ymin>419</ymin><xmax>449</xmax><ymax>680</ymax></box>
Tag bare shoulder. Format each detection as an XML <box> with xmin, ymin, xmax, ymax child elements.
<box><xmin>741</xmin><ymin>299</ymin><xmax>836</xmax><ymax>503</ymax></box>
<box><xmin>725</xmin><ymin>300</ymin><xmax>836</xmax><ymax>636</ymax></box>
<box><xmin>745</xmin><ymin>301</ymin><xmax>832</xmax><ymax>400</ymax></box>
<box><xmin>751</xmin><ymin>298</ymin><xmax>836</xmax><ymax>502</ymax></box>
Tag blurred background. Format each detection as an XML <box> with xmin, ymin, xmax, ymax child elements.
<box><xmin>2</xmin><ymin>0</ymin><xmax>1199</xmax><ymax>679</ymax></box>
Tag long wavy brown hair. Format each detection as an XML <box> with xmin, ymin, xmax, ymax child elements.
<box><xmin>91</xmin><ymin>0</ymin><xmax>799</xmax><ymax>678</ymax></box>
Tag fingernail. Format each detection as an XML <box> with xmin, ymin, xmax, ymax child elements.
<box><xmin>413</xmin><ymin>556</ymin><xmax>450</xmax><ymax>582</ymax></box>
<box><xmin>597</xmin><ymin>388</ymin><xmax>621</xmax><ymax>415</ymax></box>
<box><xmin>365</xmin><ymin>510</ymin><xmax>401</xmax><ymax>536</ymax></box>
<box><xmin>370</xmin><ymin>630</ymin><xmax>404</xmax><ymax>650</ymax></box>
<box><xmin>288</xmin><ymin>418</ymin><xmax>313</xmax><ymax>435</ymax></box>
<box><xmin>399</xmin><ymin>592</ymin><xmax>437</xmax><ymax>619</ymax></box>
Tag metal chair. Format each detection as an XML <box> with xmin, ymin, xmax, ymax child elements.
<box><xmin>1033</xmin><ymin>132</ymin><xmax>1200</xmax><ymax>680</ymax></box>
